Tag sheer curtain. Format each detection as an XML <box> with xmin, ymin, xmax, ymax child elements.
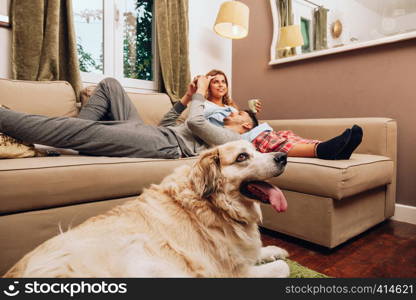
<box><xmin>313</xmin><ymin>6</ymin><xmax>328</xmax><ymax>51</ymax></box>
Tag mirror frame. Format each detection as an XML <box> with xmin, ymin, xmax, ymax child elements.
<box><xmin>269</xmin><ymin>0</ymin><xmax>416</xmax><ymax>66</ymax></box>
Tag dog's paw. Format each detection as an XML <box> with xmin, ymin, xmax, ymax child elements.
<box><xmin>257</xmin><ymin>245</ymin><xmax>289</xmax><ymax>264</ymax></box>
<box><xmin>253</xmin><ymin>259</ymin><xmax>290</xmax><ymax>278</ymax></box>
<box><xmin>268</xmin><ymin>260</ymin><xmax>290</xmax><ymax>278</ymax></box>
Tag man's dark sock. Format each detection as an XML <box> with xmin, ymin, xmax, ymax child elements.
<box><xmin>316</xmin><ymin>128</ymin><xmax>351</xmax><ymax>160</ymax></box>
<box><xmin>336</xmin><ymin>125</ymin><xmax>363</xmax><ymax>160</ymax></box>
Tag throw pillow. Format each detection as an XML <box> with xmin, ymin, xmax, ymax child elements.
<box><xmin>0</xmin><ymin>133</ymin><xmax>38</xmax><ymax>159</ymax></box>
<box><xmin>0</xmin><ymin>104</ymin><xmax>38</xmax><ymax>158</ymax></box>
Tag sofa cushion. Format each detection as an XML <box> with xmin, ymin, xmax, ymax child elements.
<box><xmin>0</xmin><ymin>153</ymin><xmax>392</xmax><ymax>215</ymax></box>
<box><xmin>0</xmin><ymin>78</ymin><xmax>78</xmax><ymax>117</ymax></box>
<box><xmin>269</xmin><ymin>154</ymin><xmax>393</xmax><ymax>200</ymax></box>
<box><xmin>0</xmin><ymin>156</ymin><xmax>196</xmax><ymax>215</ymax></box>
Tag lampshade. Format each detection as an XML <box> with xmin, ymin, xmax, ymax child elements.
<box><xmin>277</xmin><ymin>25</ymin><xmax>304</xmax><ymax>50</ymax></box>
<box><xmin>214</xmin><ymin>1</ymin><xmax>249</xmax><ymax>39</ymax></box>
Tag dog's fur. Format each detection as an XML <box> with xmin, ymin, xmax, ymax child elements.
<box><xmin>4</xmin><ymin>140</ymin><xmax>289</xmax><ymax>278</ymax></box>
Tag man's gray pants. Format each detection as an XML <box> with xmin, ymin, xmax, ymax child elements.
<box><xmin>0</xmin><ymin>78</ymin><xmax>181</xmax><ymax>158</ymax></box>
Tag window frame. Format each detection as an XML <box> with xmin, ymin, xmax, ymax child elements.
<box><xmin>78</xmin><ymin>0</ymin><xmax>159</xmax><ymax>92</ymax></box>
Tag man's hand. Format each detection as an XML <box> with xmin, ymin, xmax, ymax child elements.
<box><xmin>186</xmin><ymin>76</ymin><xmax>199</xmax><ymax>97</ymax></box>
<box><xmin>181</xmin><ymin>76</ymin><xmax>200</xmax><ymax>106</ymax></box>
<box><xmin>196</xmin><ymin>75</ymin><xmax>215</xmax><ymax>96</ymax></box>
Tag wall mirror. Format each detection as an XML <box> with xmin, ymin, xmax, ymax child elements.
<box><xmin>270</xmin><ymin>0</ymin><xmax>416</xmax><ymax>65</ymax></box>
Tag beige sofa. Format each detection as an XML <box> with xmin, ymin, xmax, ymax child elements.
<box><xmin>0</xmin><ymin>78</ymin><xmax>396</xmax><ymax>275</ymax></box>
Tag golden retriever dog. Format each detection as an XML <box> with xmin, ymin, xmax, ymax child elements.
<box><xmin>4</xmin><ymin>140</ymin><xmax>290</xmax><ymax>278</ymax></box>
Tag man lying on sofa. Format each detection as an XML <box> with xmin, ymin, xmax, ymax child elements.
<box><xmin>0</xmin><ymin>76</ymin><xmax>361</xmax><ymax>160</ymax></box>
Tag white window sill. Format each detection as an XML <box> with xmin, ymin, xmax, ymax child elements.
<box><xmin>81</xmin><ymin>72</ymin><xmax>158</xmax><ymax>93</ymax></box>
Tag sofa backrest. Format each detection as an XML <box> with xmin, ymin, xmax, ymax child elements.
<box><xmin>0</xmin><ymin>78</ymin><xmax>78</xmax><ymax>117</ymax></box>
<box><xmin>127</xmin><ymin>91</ymin><xmax>173</xmax><ymax>126</ymax></box>
<box><xmin>0</xmin><ymin>78</ymin><xmax>174</xmax><ymax>126</ymax></box>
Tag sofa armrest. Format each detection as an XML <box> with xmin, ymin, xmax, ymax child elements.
<box><xmin>263</xmin><ymin>117</ymin><xmax>397</xmax><ymax>217</ymax></box>
<box><xmin>262</xmin><ymin>118</ymin><xmax>396</xmax><ymax>158</ymax></box>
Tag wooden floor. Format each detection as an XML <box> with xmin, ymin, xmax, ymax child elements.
<box><xmin>260</xmin><ymin>219</ymin><xmax>416</xmax><ymax>278</ymax></box>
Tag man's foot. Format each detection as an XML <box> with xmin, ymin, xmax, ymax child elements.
<box><xmin>335</xmin><ymin>125</ymin><xmax>363</xmax><ymax>160</ymax></box>
<box><xmin>316</xmin><ymin>128</ymin><xmax>351</xmax><ymax>160</ymax></box>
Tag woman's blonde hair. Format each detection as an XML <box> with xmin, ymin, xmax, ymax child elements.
<box><xmin>205</xmin><ymin>69</ymin><xmax>232</xmax><ymax>106</ymax></box>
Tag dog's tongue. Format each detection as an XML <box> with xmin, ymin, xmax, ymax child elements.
<box><xmin>247</xmin><ymin>181</ymin><xmax>288</xmax><ymax>212</ymax></box>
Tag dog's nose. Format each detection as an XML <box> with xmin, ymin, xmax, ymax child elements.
<box><xmin>274</xmin><ymin>152</ymin><xmax>287</xmax><ymax>166</ymax></box>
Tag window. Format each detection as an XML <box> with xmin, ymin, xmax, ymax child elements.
<box><xmin>74</xmin><ymin>0</ymin><xmax>104</xmax><ymax>74</ymax></box>
<box><xmin>73</xmin><ymin>0</ymin><xmax>157</xmax><ymax>91</ymax></box>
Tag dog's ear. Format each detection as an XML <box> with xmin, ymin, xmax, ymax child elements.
<box><xmin>191</xmin><ymin>148</ymin><xmax>224</xmax><ymax>199</ymax></box>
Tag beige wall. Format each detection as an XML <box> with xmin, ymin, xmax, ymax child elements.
<box><xmin>232</xmin><ymin>0</ymin><xmax>416</xmax><ymax>207</ymax></box>
<box><xmin>189</xmin><ymin>0</ymin><xmax>232</xmax><ymax>84</ymax></box>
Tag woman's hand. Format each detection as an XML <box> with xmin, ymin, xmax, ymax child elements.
<box><xmin>255</xmin><ymin>100</ymin><xmax>262</xmax><ymax>113</ymax></box>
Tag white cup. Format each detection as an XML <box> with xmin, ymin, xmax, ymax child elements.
<box><xmin>248</xmin><ymin>99</ymin><xmax>260</xmax><ymax>113</ymax></box>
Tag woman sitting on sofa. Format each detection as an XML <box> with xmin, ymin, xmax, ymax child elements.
<box><xmin>196</xmin><ymin>69</ymin><xmax>363</xmax><ymax>160</ymax></box>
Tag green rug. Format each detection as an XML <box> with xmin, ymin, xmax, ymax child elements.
<box><xmin>257</xmin><ymin>257</ymin><xmax>329</xmax><ymax>278</ymax></box>
<box><xmin>285</xmin><ymin>259</ymin><xmax>329</xmax><ymax>278</ymax></box>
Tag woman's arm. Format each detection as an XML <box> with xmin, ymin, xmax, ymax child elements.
<box><xmin>228</xmin><ymin>97</ymin><xmax>263</xmax><ymax>113</ymax></box>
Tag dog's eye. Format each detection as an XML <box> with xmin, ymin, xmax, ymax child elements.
<box><xmin>236</xmin><ymin>153</ymin><xmax>249</xmax><ymax>163</ymax></box>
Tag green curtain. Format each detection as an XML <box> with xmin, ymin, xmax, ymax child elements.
<box><xmin>11</xmin><ymin>0</ymin><xmax>82</xmax><ymax>100</ymax></box>
<box><xmin>277</xmin><ymin>0</ymin><xmax>296</xmax><ymax>58</ymax></box>
<box><xmin>313</xmin><ymin>7</ymin><xmax>328</xmax><ymax>51</ymax></box>
<box><xmin>155</xmin><ymin>0</ymin><xmax>191</xmax><ymax>103</ymax></box>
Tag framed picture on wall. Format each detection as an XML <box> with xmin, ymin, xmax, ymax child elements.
<box><xmin>0</xmin><ymin>0</ymin><xmax>10</xmax><ymax>28</ymax></box>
